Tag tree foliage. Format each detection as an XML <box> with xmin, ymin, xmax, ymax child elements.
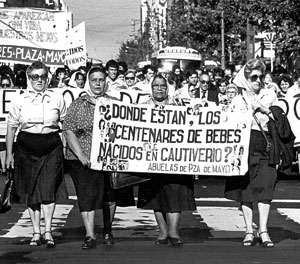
<box><xmin>167</xmin><ymin>0</ymin><xmax>300</xmax><ymax>65</ymax></box>
<box><xmin>117</xmin><ymin>20</ymin><xmax>154</xmax><ymax>69</ymax></box>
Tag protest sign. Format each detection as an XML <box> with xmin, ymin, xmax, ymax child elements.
<box><xmin>65</xmin><ymin>22</ymin><xmax>86</xmax><ymax>70</ymax></box>
<box><xmin>0</xmin><ymin>87</ymin><xmax>84</xmax><ymax>142</ymax></box>
<box><xmin>90</xmin><ymin>99</ymin><xmax>253</xmax><ymax>176</ymax></box>
<box><xmin>0</xmin><ymin>89</ymin><xmax>22</xmax><ymax>141</ymax></box>
<box><xmin>106</xmin><ymin>88</ymin><xmax>151</xmax><ymax>105</ymax></box>
<box><xmin>0</xmin><ymin>8</ymin><xmax>66</xmax><ymax>66</ymax></box>
<box><xmin>275</xmin><ymin>94</ymin><xmax>300</xmax><ymax>146</ymax></box>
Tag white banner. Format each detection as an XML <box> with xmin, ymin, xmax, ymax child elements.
<box><xmin>0</xmin><ymin>8</ymin><xmax>67</xmax><ymax>66</ymax></box>
<box><xmin>0</xmin><ymin>87</ymin><xmax>85</xmax><ymax>142</ymax></box>
<box><xmin>90</xmin><ymin>99</ymin><xmax>253</xmax><ymax>176</ymax></box>
<box><xmin>65</xmin><ymin>22</ymin><xmax>86</xmax><ymax>70</ymax></box>
<box><xmin>275</xmin><ymin>94</ymin><xmax>300</xmax><ymax>146</ymax></box>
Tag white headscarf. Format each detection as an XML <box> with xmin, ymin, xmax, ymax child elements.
<box><xmin>84</xmin><ymin>66</ymin><xmax>108</xmax><ymax>98</ymax></box>
<box><xmin>232</xmin><ymin>65</ymin><xmax>253</xmax><ymax>92</ymax></box>
<box><xmin>68</xmin><ymin>71</ymin><xmax>85</xmax><ymax>89</ymax></box>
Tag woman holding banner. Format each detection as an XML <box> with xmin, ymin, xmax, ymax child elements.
<box><xmin>224</xmin><ymin>58</ymin><xmax>279</xmax><ymax>248</ymax></box>
<box><xmin>6</xmin><ymin>61</ymin><xmax>67</xmax><ymax>248</ymax></box>
<box><xmin>63</xmin><ymin>67</ymin><xmax>134</xmax><ymax>249</ymax></box>
<box><xmin>138</xmin><ymin>74</ymin><xmax>196</xmax><ymax>246</ymax></box>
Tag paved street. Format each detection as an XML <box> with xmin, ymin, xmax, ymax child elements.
<box><xmin>1</xmin><ymin>174</ymin><xmax>300</xmax><ymax>264</ymax></box>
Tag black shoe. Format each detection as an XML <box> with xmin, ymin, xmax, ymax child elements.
<box><xmin>103</xmin><ymin>233</ymin><xmax>115</xmax><ymax>245</ymax></box>
<box><xmin>242</xmin><ymin>232</ymin><xmax>256</xmax><ymax>247</ymax></box>
<box><xmin>155</xmin><ymin>238</ymin><xmax>168</xmax><ymax>245</ymax></box>
<box><xmin>168</xmin><ymin>237</ymin><xmax>183</xmax><ymax>247</ymax></box>
<box><xmin>258</xmin><ymin>231</ymin><xmax>274</xmax><ymax>248</ymax></box>
<box><xmin>29</xmin><ymin>232</ymin><xmax>42</xmax><ymax>247</ymax></box>
<box><xmin>82</xmin><ymin>236</ymin><xmax>96</xmax><ymax>250</ymax></box>
<box><xmin>44</xmin><ymin>231</ymin><xmax>55</xmax><ymax>249</ymax></box>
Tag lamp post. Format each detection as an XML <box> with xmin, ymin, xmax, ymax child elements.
<box><xmin>221</xmin><ymin>9</ymin><xmax>225</xmax><ymax>70</ymax></box>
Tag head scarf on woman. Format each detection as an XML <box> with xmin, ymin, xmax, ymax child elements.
<box><xmin>83</xmin><ymin>66</ymin><xmax>108</xmax><ymax>99</ymax></box>
<box><xmin>68</xmin><ymin>71</ymin><xmax>85</xmax><ymax>89</ymax></box>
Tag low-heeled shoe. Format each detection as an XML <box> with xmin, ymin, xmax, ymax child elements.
<box><xmin>155</xmin><ymin>238</ymin><xmax>168</xmax><ymax>245</ymax></box>
<box><xmin>82</xmin><ymin>236</ymin><xmax>96</xmax><ymax>249</ymax></box>
<box><xmin>103</xmin><ymin>233</ymin><xmax>115</xmax><ymax>245</ymax></box>
<box><xmin>169</xmin><ymin>237</ymin><xmax>183</xmax><ymax>246</ymax></box>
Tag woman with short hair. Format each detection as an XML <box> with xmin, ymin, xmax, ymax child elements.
<box><xmin>6</xmin><ymin>61</ymin><xmax>67</xmax><ymax>248</ymax></box>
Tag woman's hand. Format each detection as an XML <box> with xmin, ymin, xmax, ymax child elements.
<box><xmin>5</xmin><ymin>153</ymin><xmax>14</xmax><ymax>170</ymax></box>
<box><xmin>78</xmin><ymin>153</ymin><xmax>91</xmax><ymax>168</ymax></box>
<box><xmin>252</xmin><ymin>102</ymin><xmax>270</xmax><ymax>115</ymax></box>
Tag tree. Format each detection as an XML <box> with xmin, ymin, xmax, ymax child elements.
<box><xmin>167</xmin><ymin>0</ymin><xmax>300</xmax><ymax>66</ymax></box>
<box><xmin>117</xmin><ymin>18</ymin><xmax>154</xmax><ymax>69</ymax></box>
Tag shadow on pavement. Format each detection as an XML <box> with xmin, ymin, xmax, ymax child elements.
<box><xmin>0</xmin><ymin>251</ymin><xmax>33</xmax><ymax>264</ymax></box>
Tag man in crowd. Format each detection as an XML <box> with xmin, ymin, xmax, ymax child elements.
<box><xmin>105</xmin><ymin>60</ymin><xmax>124</xmax><ymax>92</ymax></box>
<box><xmin>135</xmin><ymin>65</ymin><xmax>156</xmax><ymax>93</ymax></box>
<box><xmin>199</xmin><ymin>73</ymin><xmax>219</xmax><ymax>105</ymax></box>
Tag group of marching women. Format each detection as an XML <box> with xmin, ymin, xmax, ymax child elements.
<box><xmin>4</xmin><ymin>58</ymin><xmax>296</xmax><ymax>250</ymax></box>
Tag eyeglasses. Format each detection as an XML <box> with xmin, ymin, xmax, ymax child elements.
<box><xmin>152</xmin><ymin>84</ymin><xmax>167</xmax><ymax>90</ymax></box>
<box><xmin>189</xmin><ymin>88</ymin><xmax>197</xmax><ymax>92</ymax></box>
<box><xmin>226</xmin><ymin>91</ymin><xmax>237</xmax><ymax>95</ymax></box>
<box><xmin>30</xmin><ymin>74</ymin><xmax>48</xmax><ymax>81</ymax></box>
<box><xmin>125</xmin><ymin>77</ymin><xmax>135</xmax><ymax>80</ymax></box>
<box><xmin>90</xmin><ymin>78</ymin><xmax>105</xmax><ymax>83</ymax></box>
<box><xmin>200</xmin><ymin>80</ymin><xmax>209</xmax><ymax>84</ymax></box>
<box><xmin>1</xmin><ymin>84</ymin><xmax>11</xmax><ymax>88</ymax></box>
<box><xmin>249</xmin><ymin>74</ymin><xmax>263</xmax><ymax>82</ymax></box>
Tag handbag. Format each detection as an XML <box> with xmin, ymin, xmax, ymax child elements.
<box><xmin>0</xmin><ymin>169</ymin><xmax>14</xmax><ymax>214</ymax></box>
<box><xmin>110</xmin><ymin>172</ymin><xmax>150</xmax><ymax>189</ymax></box>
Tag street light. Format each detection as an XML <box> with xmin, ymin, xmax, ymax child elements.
<box><xmin>221</xmin><ymin>9</ymin><xmax>225</xmax><ymax>70</ymax></box>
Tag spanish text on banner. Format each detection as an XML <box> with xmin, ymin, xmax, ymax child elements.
<box><xmin>90</xmin><ymin>99</ymin><xmax>253</xmax><ymax>176</ymax></box>
<box><xmin>0</xmin><ymin>8</ymin><xmax>67</xmax><ymax>66</ymax></box>
<box><xmin>65</xmin><ymin>21</ymin><xmax>86</xmax><ymax>70</ymax></box>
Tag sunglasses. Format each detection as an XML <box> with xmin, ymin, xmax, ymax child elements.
<box><xmin>1</xmin><ymin>84</ymin><xmax>10</xmax><ymax>88</ymax></box>
<box><xmin>30</xmin><ymin>74</ymin><xmax>48</xmax><ymax>81</ymax></box>
<box><xmin>249</xmin><ymin>74</ymin><xmax>263</xmax><ymax>82</ymax></box>
<box><xmin>125</xmin><ymin>77</ymin><xmax>135</xmax><ymax>80</ymax></box>
<box><xmin>200</xmin><ymin>80</ymin><xmax>209</xmax><ymax>84</ymax></box>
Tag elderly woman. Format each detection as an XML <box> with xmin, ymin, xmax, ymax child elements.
<box><xmin>138</xmin><ymin>75</ymin><xmax>196</xmax><ymax>246</ymax></box>
<box><xmin>224</xmin><ymin>58</ymin><xmax>278</xmax><ymax>248</ymax></box>
<box><xmin>123</xmin><ymin>70</ymin><xmax>138</xmax><ymax>89</ymax></box>
<box><xmin>63</xmin><ymin>67</ymin><xmax>134</xmax><ymax>249</ymax></box>
<box><xmin>6</xmin><ymin>61</ymin><xmax>67</xmax><ymax>248</ymax></box>
<box><xmin>68</xmin><ymin>71</ymin><xmax>86</xmax><ymax>89</ymax></box>
<box><xmin>63</xmin><ymin>67</ymin><xmax>108</xmax><ymax>249</ymax></box>
<box><xmin>225</xmin><ymin>83</ymin><xmax>239</xmax><ymax>104</ymax></box>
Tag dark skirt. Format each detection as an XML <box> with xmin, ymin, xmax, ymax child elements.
<box><xmin>224</xmin><ymin>130</ymin><xmax>277</xmax><ymax>202</ymax></box>
<box><xmin>103</xmin><ymin>173</ymin><xmax>135</xmax><ymax>207</ymax></box>
<box><xmin>137</xmin><ymin>174</ymin><xmax>196</xmax><ymax>213</ymax></box>
<box><xmin>66</xmin><ymin>160</ymin><xmax>104</xmax><ymax>212</ymax></box>
<box><xmin>0</xmin><ymin>142</ymin><xmax>6</xmax><ymax>151</ymax></box>
<box><xmin>14</xmin><ymin>131</ymin><xmax>67</xmax><ymax>205</ymax></box>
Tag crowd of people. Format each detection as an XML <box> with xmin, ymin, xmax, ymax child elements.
<box><xmin>1</xmin><ymin>57</ymin><xmax>299</xmax><ymax>250</ymax></box>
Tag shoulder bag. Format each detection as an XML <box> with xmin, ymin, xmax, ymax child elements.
<box><xmin>110</xmin><ymin>172</ymin><xmax>150</xmax><ymax>189</ymax></box>
<box><xmin>0</xmin><ymin>169</ymin><xmax>14</xmax><ymax>213</ymax></box>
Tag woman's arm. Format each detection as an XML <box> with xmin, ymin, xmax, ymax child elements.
<box><xmin>63</xmin><ymin>130</ymin><xmax>91</xmax><ymax>168</ymax></box>
<box><xmin>5</xmin><ymin>126</ymin><xmax>17</xmax><ymax>169</ymax></box>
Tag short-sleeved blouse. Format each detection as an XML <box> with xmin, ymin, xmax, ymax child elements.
<box><xmin>7</xmin><ymin>89</ymin><xmax>66</xmax><ymax>134</ymax></box>
<box><xmin>63</xmin><ymin>95</ymin><xmax>95</xmax><ymax>160</ymax></box>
